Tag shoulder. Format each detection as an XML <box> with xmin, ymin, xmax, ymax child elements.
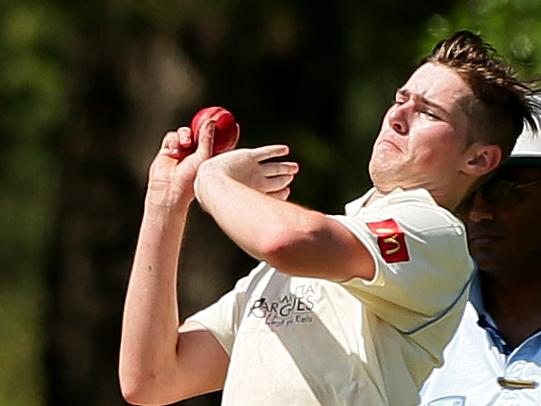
<box><xmin>378</xmin><ymin>189</ymin><xmax>463</xmax><ymax>230</ymax></box>
<box><xmin>347</xmin><ymin>188</ymin><xmax>462</xmax><ymax>225</ymax></box>
<box><xmin>337</xmin><ymin>188</ymin><xmax>467</xmax><ymax>253</ymax></box>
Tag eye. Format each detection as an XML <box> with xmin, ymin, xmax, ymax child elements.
<box><xmin>420</xmin><ymin>110</ymin><xmax>440</xmax><ymax>121</ymax></box>
<box><xmin>391</xmin><ymin>98</ymin><xmax>405</xmax><ymax>107</ymax></box>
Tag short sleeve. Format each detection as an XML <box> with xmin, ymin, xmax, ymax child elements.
<box><xmin>328</xmin><ymin>195</ymin><xmax>474</xmax><ymax>333</ymax></box>
<box><xmin>186</xmin><ymin>262</ymin><xmax>269</xmax><ymax>355</ymax></box>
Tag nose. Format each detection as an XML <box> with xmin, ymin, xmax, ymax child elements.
<box><xmin>388</xmin><ymin>102</ymin><xmax>411</xmax><ymax>135</ymax></box>
<box><xmin>467</xmin><ymin>192</ymin><xmax>494</xmax><ymax>223</ymax></box>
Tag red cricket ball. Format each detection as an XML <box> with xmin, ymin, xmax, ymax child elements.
<box><xmin>190</xmin><ymin>106</ymin><xmax>239</xmax><ymax>155</ymax></box>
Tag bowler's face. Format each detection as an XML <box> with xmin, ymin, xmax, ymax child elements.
<box><xmin>369</xmin><ymin>63</ymin><xmax>473</xmax><ymax>193</ymax></box>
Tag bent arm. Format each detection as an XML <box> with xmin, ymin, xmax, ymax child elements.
<box><xmin>195</xmin><ymin>167</ymin><xmax>375</xmax><ymax>282</ymax></box>
<box><xmin>119</xmin><ymin>123</ymin><xmax>230</xmax><ymax>405</ymax></box>
<box><xmin>119</xmin><ymin>199</ymin><xmax>229</xmax><ymax>405</ymax></box>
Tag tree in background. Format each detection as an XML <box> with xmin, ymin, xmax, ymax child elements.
<box><xmin>0</xmin><ymin>1</ymin><xmax>69</xmax><ymax>404</ymax></box>
<box><xmin>15</xmin><ymin>1</ymin><xmax>541</xmax><ymax>405</ymax></box>
<box><xmin>418</xmin><ymin>0</ymin><xmax>541</xmax><ymax>76</ymax></box>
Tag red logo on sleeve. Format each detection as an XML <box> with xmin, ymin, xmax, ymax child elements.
<box><xmin>366</xmin><ymin>219</ymin><xmax>410</xmax><ymax>263</ymax></box>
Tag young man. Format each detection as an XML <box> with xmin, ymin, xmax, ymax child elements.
<box><xmin>119</xmin><ymin>31</ymin><xmax>539</xmax><ymax>405</ymax></box>
<box><xmin>420</xmin><ymin>124</ymin><xmax>541</xmax><ymax>405</ymax></box>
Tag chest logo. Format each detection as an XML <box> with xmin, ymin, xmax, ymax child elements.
<box><xmin>367</xmin><ymin>219</ymin><xmax>410</xmax><ymax>263</ymax></box>
<box><xmin>247</xmin><ymin>284</ymin><xmax>315</xmax><ymax>327</ymax></box>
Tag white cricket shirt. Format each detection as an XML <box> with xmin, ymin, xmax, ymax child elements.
<box><xmin>188</xmin><ymin>188</ymin><xmax>474</xmax><ymax>405</ymax></box>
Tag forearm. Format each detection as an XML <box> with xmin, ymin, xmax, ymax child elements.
<box><xmin>119</xmin><ymin>193</ymin><xmax>189</xmax><ymax>397</ymax></box>
<box><xmin>196</xmin><ymin>169</ymin><xmax>367</xmax><ymax>280</ymax></box>
<box><xmin>197</xmin><ymin>171</ymin><xmax>311</xmax><ymax>257</ymax></box>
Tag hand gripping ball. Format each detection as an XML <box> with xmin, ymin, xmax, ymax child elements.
<box><xmin>190</xmin><ymin>106</ymin><xmax>239</xmax><ymax>155</ymax></box>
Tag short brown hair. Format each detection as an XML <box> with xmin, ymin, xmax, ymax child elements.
<box><xmin>422</xmin><ymin>30</ymin><xmax>541</xmax><ymax>158</ymax></box>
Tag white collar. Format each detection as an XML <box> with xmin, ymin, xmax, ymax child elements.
<box><xmin>344</xmin><ymin>187</ymin><xmax>438</xmax><ymax>216</ymax></box>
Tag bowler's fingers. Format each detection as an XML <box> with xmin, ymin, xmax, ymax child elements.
<box><xmin>252</xmin><ymin>145</ymin><xmax>297</xmax><ymax>196</ymax></box>
<box><xmin>159</xmin><ymin>127</ymin><xmax>193</xmax><ymax>159</ymax></box>
<box><xmin>276</xmin><ymin>174</ymin><xmax>296</xmax><ymax>189</ymax></box>
<box><xmin>258</xmin><ymin>174</ymin><xmax>296</xmax><ymax>194</ymax></box>
<box><xmin>252</xmin><ymin>145</ymin><xmax>291</xmax><ymax>162</ymax></box>
<box><xmin>160</xmin><ymin>131</ymin><xmax>181</xmax><ymax>157</ymax></box>
<box><xmin>260</xmin><ymin>162</ymin><xmax>299</xmax><ymax>178</ymax></box>
<box><xmin>178</xmin><ymin>127</ymin><xmax>193</xmax><ymax>149</ymax></box>
<box><xmin>194</xmin><ymin>119</ymin><xmax>215</xmax><ymax>160</ymax></box>
<box><xmin>267</xmin><ymin>187</ymin><xmax>291</xmax><ymax>201</ymax></box>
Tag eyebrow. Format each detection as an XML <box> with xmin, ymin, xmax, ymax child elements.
<box><xmin>396</xmin><ymin>88</ymin><xmax>450</xmax><ymax>116</ymax></box>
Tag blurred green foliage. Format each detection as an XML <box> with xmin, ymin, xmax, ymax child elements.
<box><xmin>418</xmin><ymin>0</ymin><xmax>541</xmax><ymax>74</ymax></box>
<box><xmin>0</xmin><ymin>1</ymin><xmax>70</xmax><ymax>404</ymax></box>
<box><xmin>0</xmin><ymin>0</ymin><xmax>539</xmax><ymax>405</ymax></box>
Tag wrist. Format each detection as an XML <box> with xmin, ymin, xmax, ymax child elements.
<box><xmin>146</xmin><ymin>181</ymin><xmax>194</xmax><ymax>212</ymax></box>
<box><xmin>193</xmin><ymin>162</ymin><xmax>224</xmax><ymax>210</ymax></box>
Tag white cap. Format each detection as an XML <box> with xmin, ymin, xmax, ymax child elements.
<box><xmin>504</xmin><ymin>105</ymin><xmax>541</xmax><ymax>165</ymax></box>
<box><xmin>509</xmin><ymin>126</ymin><xmax>541</xmax><ymax>160</ymax></box>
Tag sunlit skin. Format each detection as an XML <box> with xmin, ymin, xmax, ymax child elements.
<box><xmin>119</xmin><ymin>59</ymin><xmax>503</xmax><ymax>405</ymax></box>
<box><xmin>464</xmin><ymin>165</ymin><xmax>541</xmax><ymax>347</ymax></box>
<box><xmin>369</xmin><ymin>63</ymin><xmax>480</xmax><ymax>209</ymax></box>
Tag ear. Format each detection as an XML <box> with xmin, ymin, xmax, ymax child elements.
<box><xmin>462</xmin><ymin>144</ymin><xmax>502</xmax><ymax>177</ymax></box>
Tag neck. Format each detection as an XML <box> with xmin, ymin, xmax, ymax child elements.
<box><xmin>370</xmin><ymin>184</ymin><xmax>462</xmax><ymax>210</ymax></box>
<box><xmin>480</xmin><ymin>271</ymin><xmax>541</xmax><ymax>348</ymax></box>
<box><xmin>426</xmin><ymin>188</ymin><xmax>461</xmax><ymax>210</ymax></box>
<box><xmin>366</xmin><ymin>188</ymin><xmax>388</xmax><ymax>205</ymax></box>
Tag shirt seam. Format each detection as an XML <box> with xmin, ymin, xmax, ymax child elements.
<box><xmin>399</xmin><ymin>270</ymin><xmax>474</xmax><ymax>335</ymax></box>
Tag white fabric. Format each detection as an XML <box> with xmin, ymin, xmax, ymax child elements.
<box><xmin>188</xmin><ymin>188</ymin><xmax>474</xmax><ymax>406</ymax></box>
<box><xmin>511</xmin><ymin>126</ymin><xmax>541</xmax><ymax>158</ymax></box>
<box><xmin>420</xmin><ymin>295</ymin><xmax>541</xmax><ymax>405</ymax></box>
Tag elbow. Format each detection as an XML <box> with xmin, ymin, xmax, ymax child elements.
<box><xmin>121</xmin><ymin>391</ymin><xmax>145</xmax><ymax>406</ymax></box>
<box><xmin>256</xmin><ymin>234</ymin><xmax>290</xmax><ymax>270</ymax></box>
<box><xmin>119</xmin><ymin>374</ymin><xmax>147</xmax><ymax>405</ymax></box>
<box><xmin>258</xmin><ymin>212</ymin><xmax>327</xmax><ymax>272</ymax></box>
<box><xmin>119</xmin><ymin>370</ymin><xmax>162</xmax><ymax>405</ymax></box>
